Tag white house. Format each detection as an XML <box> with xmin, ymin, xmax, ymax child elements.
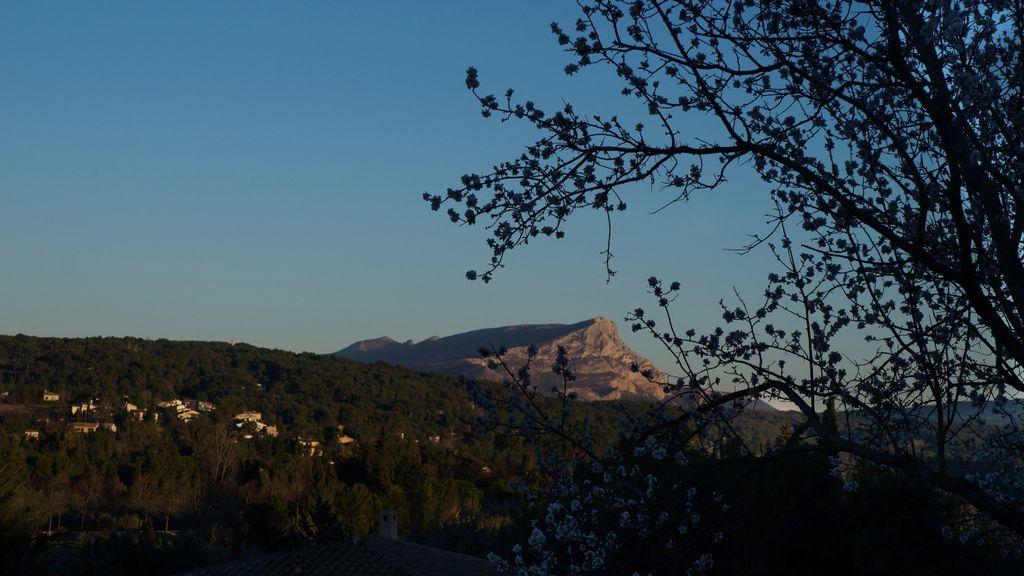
<box><xmin>234</xmin><ymin>411</ymin><xmax>262</xmax><ymax>423</ymax></box>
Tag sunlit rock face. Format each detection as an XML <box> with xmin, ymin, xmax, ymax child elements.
<box><xmin>335</xmin><ymin>317</ymin><xmax>669</xmax><ymax>403</ymax></box>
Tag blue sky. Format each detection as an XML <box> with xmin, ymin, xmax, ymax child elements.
<box><xmin>1</xmin><ymin>1</ymin><xmax>779</xmax><ymax>373</ymax></box>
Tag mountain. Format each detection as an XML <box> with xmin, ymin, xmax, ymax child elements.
<box><xmin>335</xmin><ymin>317</ymin><xmax>670</xmax><ymax>403</ymax></box>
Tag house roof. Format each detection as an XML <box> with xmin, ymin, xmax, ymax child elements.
<box><xmin>175</xmin><ymin>537</ymin><xmax>499</xmax><ymax>576</ymax></box>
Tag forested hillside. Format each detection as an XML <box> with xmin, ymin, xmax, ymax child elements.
<box><xmin>0</xmin><ymin>334</ymin><xmax>678</xmax><ymax>574</ymax></box>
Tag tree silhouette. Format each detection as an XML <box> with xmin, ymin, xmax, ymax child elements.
<box><xmin>430</xmin><ymin>0</ymin><xmax>1024</xmax><ymax>545</ymax></box>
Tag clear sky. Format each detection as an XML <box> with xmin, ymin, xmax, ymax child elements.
<box><xmin>1</xmin><ymin>1</ymin><xmax>779</xmax><ymax>374</ymax></box>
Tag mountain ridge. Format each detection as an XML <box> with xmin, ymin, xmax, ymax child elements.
<box><xmin>335</xmin><ymin>317</ymin><xmax>670</xmax><ymax>403</ymax></box>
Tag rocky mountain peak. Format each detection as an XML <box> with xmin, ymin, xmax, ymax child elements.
<box><xmin>335</xmin><ymin>318</ymin><xmax>667</xmax><ymax>403</ymax></box>
<box><xmin>354</xmin><ymin>336</ymin><xmax>401</xmax><ymax>352</ymax></box>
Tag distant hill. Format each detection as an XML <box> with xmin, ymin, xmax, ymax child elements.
<box><xmin>339</xmin><ymin>317</ymin><xmax>684</xmax><ymax>405</ymax></box>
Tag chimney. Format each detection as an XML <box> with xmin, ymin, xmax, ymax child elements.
<box><xmin>379</xmin><ymin>509</ymin><xmax>398</xmax><ymax>540</ymax></box>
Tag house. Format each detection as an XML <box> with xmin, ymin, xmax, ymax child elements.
<box><xmin>157</xmin><ymin>399</ymin><xmax>182</xmax><ymax>409</ymax></box>
<box><xmin>100</xmin><ymin>422</ymin><xmax>117</xmax><ymax>433</ymax></box>
<box><xmin>297</xmin><ymin>437</ymin><xmax>320</xmax><ymax>456</ymax></box>
<box><xmin>23</xmin><ymin>430</ymin><xmax>40</xmax><ymax>440</ymax></box>
<box><xmin>234</xmin><ymin>411</ymin><xmax>262</xmax><ymax>423</ymax></box>
<box><xmin>177</xmin><ymin>409</ymin><xmax>200</xmax><ymax>422</ymax></box>
<box><xmin>254</xmin><ymin>422</ymin><xmax>278</xmax><ymax>437</ymax></box>
<box><xmin>70</xmin><ymin>422</ymin><xmax>99</xmax><ymax>433</ymax></box>
<box><xmin>194</xmin><ymin>401</ymin><xmax>216</xmax><ymax>412</ymax></box>
<box><xmin>235</xmin><ymin>417</ymin><xmax>277</xmax><ymax>438</ymax></box>
<box><xmin>129</xmin><ymin>408</ymin><xmax>148</xmax><ymax>421</ymax></box>
<box><xmin>125</xmin><ymin>402</ymin><xmax>138</xmax><ymax>413</ymax></box>
<box><xmin>70</xmin><ymin>402</ymin><xmax>96</xmax><ymax>416</ymax></box>
<box><xmin>42</xmin><ymin>391</ymin><xmax>60</xmax><ymax>402</ymax></box>
<box><xmin>337</xmin><ymin>434</ymin><xmax>355</xmax><ymax>445</ymax></box>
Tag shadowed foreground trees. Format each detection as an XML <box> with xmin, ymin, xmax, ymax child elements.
<box><xmin>429</xmin><ymin>0</ymin><xmax>1024</xmax><ymax>571</ymax></box>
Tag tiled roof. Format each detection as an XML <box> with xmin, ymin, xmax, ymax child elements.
<box><xmin>176</xmin><ymin>537</ymin><xmax>499</xmax><ymax>576</ymax></box>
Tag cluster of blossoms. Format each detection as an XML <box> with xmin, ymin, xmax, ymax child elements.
<box><xmin>488</xmin><ymin>440</ymin><xmax>722</xmax><ymax>575</ymax></box>
<box><xmin>471</xmin><ymin>362</ymin><xmax>728</xmax><ymax>576</ymax></box>
<box><xmin>827</xmin><ymin>455</ymin><xmax>858</xmax><ymax>493</ymax></box>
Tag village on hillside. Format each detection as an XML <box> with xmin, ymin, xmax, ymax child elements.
<box><xmin>11</xmin><ymin>389</ymin><xmax>356</xmax><ymax>454</ymax></box>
